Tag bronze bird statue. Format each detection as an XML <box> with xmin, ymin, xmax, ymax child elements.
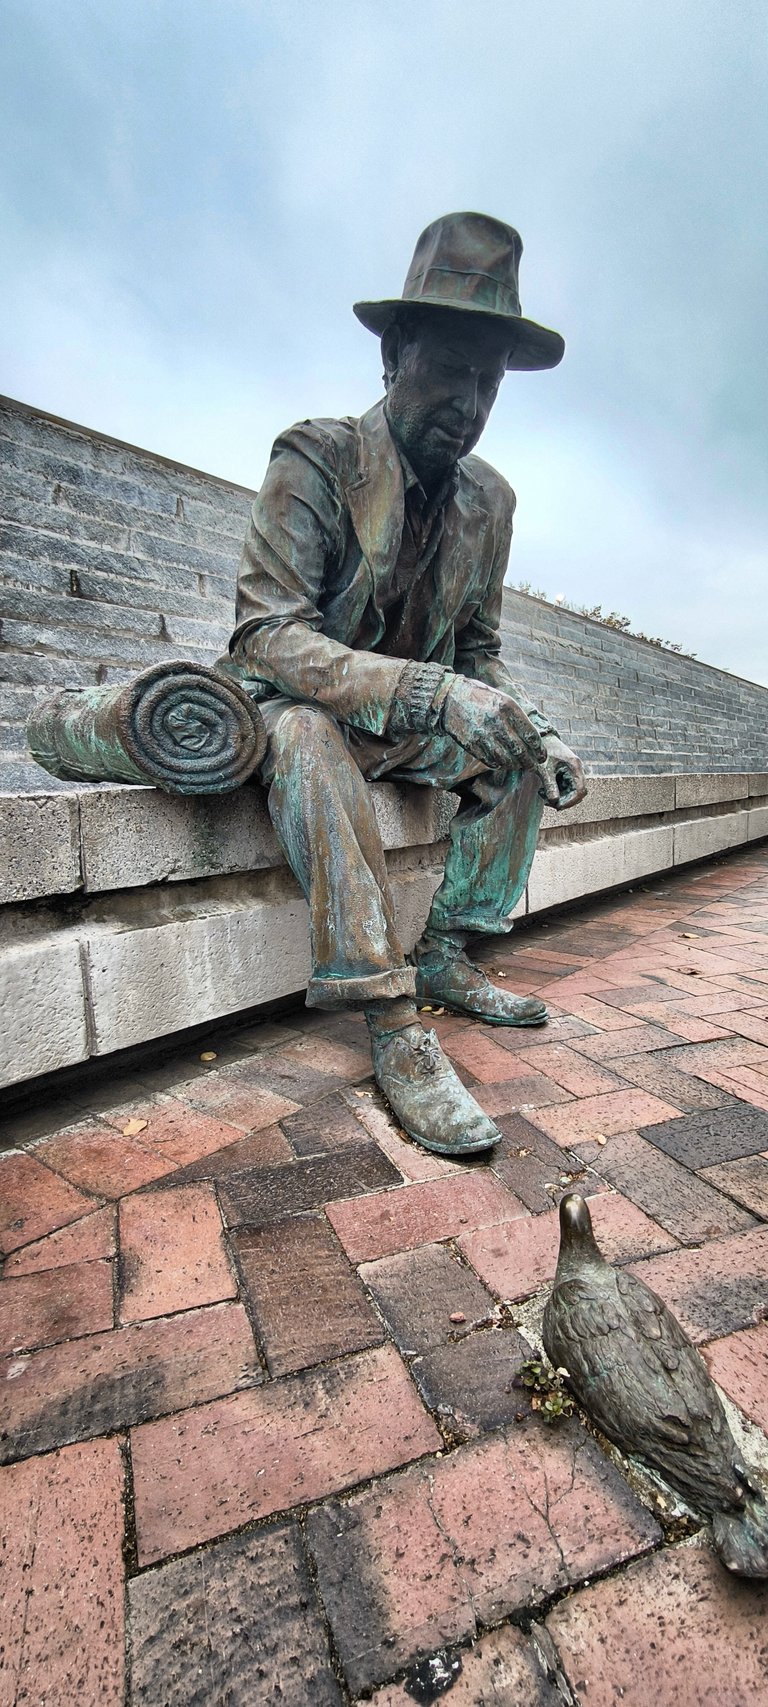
<box><xmin>542</xmin><ymin>1193</ymin><xmax>768</xmax><ymax>1577</ymax></box>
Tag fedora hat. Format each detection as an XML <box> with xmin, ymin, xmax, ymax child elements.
<box><xmin>354</xmin><ymin>211</ymin><xmax>564</xmax><ymax>371</ymax></box>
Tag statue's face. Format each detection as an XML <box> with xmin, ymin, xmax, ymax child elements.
<box><xmin>383</xmin><ymin>307</ymin><xmax>511</xmax><ymax>488</ymax></box>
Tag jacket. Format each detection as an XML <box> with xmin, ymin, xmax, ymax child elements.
<box><xmin>231</xmin><ymin>397</ymin><xmax>541</xmax><ymax>736</ymax></box>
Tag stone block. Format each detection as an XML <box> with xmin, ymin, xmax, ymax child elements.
<box><xmin>675</xmin><ymin>773</ymin><xmax>749</xmax><ymax>807</ymax></box>
<box><xmin>0</xmin><ymin>935</ymin><xmax>88</xmax><ymax>1087</ymax></box>
<box><xmin>749</xmin><ymin>773</ymin><xmax>768</xmax><ymax>797</ymax></box>
<box><xmin>0</xmin><ymin>790</ymin><xmax>81</xmax><ymax>902</ymax></box>
<box><xmin>540</xmin><ymin>772</ymin><xmax>675</xmax><ymax>830</ymax></box>
<box><xmin>527</xmin><ymin>824</ymin><xmax>675</xmax><ymax>915</ymax></box>
<box><xmin>748</xmin><ymin>803</ymin><xmax>768</xmax><ymax>841</ymax></box>
<box><xmin>673</xmin><ymin>809</ymin><xmax>748</xmax><ymax>865</ymax></box>
<box><xmin>78</xmin><ymin>783</ymin><xmax>280</xmax><ymax>892</ymax></box>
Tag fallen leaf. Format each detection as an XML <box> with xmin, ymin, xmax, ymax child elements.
<box><xmin>121</xmin><ymin>1118</ymin><xmax>148</xmax><ymax>1137</ymax></box>
<box><xmin>420</xmin><ymin>1005</ymin><xmax>433</xmax><ymax>1013</ymax></box>
<box><xmin>432</xmin><ymin>1007</ymin><xmax>445</xmax><ymax>1016</ymax></box>
<box><xmin>593</xmin><ymin>1134</ymin><xmax>607</xmax><ymax>1146</ymax></box>
<box><xmin>681</xmin><ymin>932</ymin><xmax>696</xmax><ymax>939</ymax></box>
<box><xmin>200</xmin><ymin>1050</ymin><xmax>218</xmax><ymax>1062</ymax></box>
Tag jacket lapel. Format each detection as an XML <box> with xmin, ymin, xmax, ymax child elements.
<box><xmin>344</xmin><ymin>401</ymin><xmax>404</xmax><ymax>612</ymax></box>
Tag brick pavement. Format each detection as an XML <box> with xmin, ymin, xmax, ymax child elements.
<box><xmin>2</xmin><ymin>843</ymin><xmax>768</xmax><ymax>1703</ymax></box>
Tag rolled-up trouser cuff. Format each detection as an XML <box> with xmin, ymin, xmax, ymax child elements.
<box><xmin>306</xmin><ymin>965</ymin><xmax>417</xmax><ymax>1010</ymax></box>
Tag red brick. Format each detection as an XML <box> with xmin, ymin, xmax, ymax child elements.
<box><xmin>119</xmin><ymin>1182</ymin><xmax>236</xmax><ymax>1323</ymax></box>
<box><xmin>364</xmin><ymin>1624</ymin><xmax>562</xmax><ymax>1705</ymax></box>
<box><xmin>475</xmin><ymin>1074</ymin><xmax>573</xmax><ymax>1114</ymax></box>
<box><xmin>566</xmin><ymin>993</ymin><xmax>651</xmax><ymax>1030</ymax></box>
<box><xmin>326</xmin><ymin>1174</ymin><xmax>525</xmax><ymax>1263</ymax></box>
<box><xmin>306</xmin><ymin>1470</ymin><xmax>475</xmax><ymax>1695</ymax></box>
<box><xmin>702</xmin><ymin>1066</ymin><xmax>768</xmax><ymax>1110</ymax></box>
<box><xmin>704</xmin><ymin>1322</ymin><xmax>768</xmax><ymax>1431</ymax></box>
<box><xmin>349</xmin><ymin>1095</ymin><xmax>461</xmax><ymax>1181</ymax></box>
<box><xmin>444</xmin><ymin>1029</ymin><xmax>527</xmax><ymax>1083</ymax></box>
<box><xmin>360</xmin><ymin>1242</ymin><xmax>496</xmax><ymax>1354</ymax></box>
<box><xmin>234</xmin><ymin>1216</ymin><xmax>384</xmax><ymax>1375</ymax></box>
<box><xmin>0</xmin><ymin>1438</ymin><xmax>125</xmax><ymax>1705</ymax></box>
<box><xmin>527</xmin><ymin>1089</ymin><xmax>683</xmax><ymax>1146</ymax></box>
<box><xmin>546</xmin><ymin>1540</ymin><xmax>768</xmax><ymax>1707</ymax></box>
<box><xmin>633</xmin><ymin>1006</ymin><xmax>735</xmax><ymax>1042</ymax></box>
<box><xmin>171</xmin><ymin>1121</ymin><xmax>294</xmax><ymax>1183</ymax></box>
<box><xmin>511</xmin><ymin>1043</ymin><xmax>627</xmax><ymax>1096</ymax></box>
<box><xmin>0</xmin><ymin>1151</ymin><xmax>95</xmax><ymax>1255</ymax></box>
<box><xmin>704</xmin><ymin>1011</ymin><xmax>768</xmax><ymax>1046</ymax></box>
<box><xmin>461</xmin><ymin>1192</ymin><xmax>676</xmax><ymax>1302</ymax></box>
<box><xmin>3</xmin><ymin>1205</ymin><xmax>116</xmax><ymax>1276</ymax></box>
<box><xmin>105</xmin><ymin>1095</ymin><xmax>247</xmax><ymax>1165</ymax></box>
<box><xmin>37</xmin><ymin>1120</ymin><xmax>175</xmax><ymax>1197</ymax></box>
<box><xmin>131</xmin><ymin>1343</ymin><xmax>440</xmax><ymax>1564</ymax></box>
<box><xmin>279</xmin><ymin>1034</ymin><xmax>373</xmax><ymax>1081</ymax></box>
<box><xmin>128</xmin><ymin>1523</ymin><xmax>342</xmax><ymax>1706</ymax></box>
<box><xmin>174</xmin><ymin>1064</ymin><xmax>300</xmax><ymax>1130</ymax></box>
<box><xmin>0</xmin><ymin>1259</ymin><xmax>114</xmax><ymax>1356</ymax></box>
<box><xmin>627</xmin><ymin>1225</ymin><xmax>768</xmax><ymax>1342</ymax></box>
<box><xmin>426</xmin><ymin>1421</ymin><xmax>659</xmax><ymax>1625</ymax></box>
<box><xmin>1</xmin><ymin>1300</ymin><xmax>258</xmax><ymax>1463</ymax></box>
<box><xmin>569</xmin><ymin>1023</ymin><xmax>681</xmax><ymax>1059</ymax></box>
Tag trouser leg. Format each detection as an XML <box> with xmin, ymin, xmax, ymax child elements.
<box><xmin>261</xmin><ymin>701</ymin><xmax>416</xmax><ymax>1009</ymax></box>
<box><xmin>426</xmin><ymin>766</ymin><xmax>544</xmax><ymax>936</ymax></box>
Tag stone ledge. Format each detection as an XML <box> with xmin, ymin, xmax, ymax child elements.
<box><xmin>4</xmin><ymin>772</ymin><xmax>760</xmax><ymax>906</ymax></box>
<box><xmin>1</xmin><ymin>776</ymin><xmax>767</xmax><ymax>1090</ymax></box>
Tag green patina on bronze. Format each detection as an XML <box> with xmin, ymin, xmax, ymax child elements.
<box><xmin>27</xmin><ymin>662</ymin><xmax>267</xmax><ymax>794</ymax></box>
<box><xmin>544</xmin><ymin>1194</ymin><xmax>768</xmax><ymax>1578</ymax></box>
<box><xmin>224</xmin><ymin>212</ymin><xmax>587</xmax><ymax>1155</ymax></box>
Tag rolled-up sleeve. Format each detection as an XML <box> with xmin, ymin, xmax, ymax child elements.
<box><xmin>230</xmin><ymin>424</ymin><xmax>407</xmax><ymax>735</ymax></box>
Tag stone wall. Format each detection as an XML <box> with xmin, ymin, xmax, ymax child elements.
<box><xmin>2</xmin><ymin>394</ymin><xmax>768</xmax><ymax>789</ymax></box>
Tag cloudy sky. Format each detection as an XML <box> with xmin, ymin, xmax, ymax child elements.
<box><xmin>2</xmin><ymin>0</ymin><xmax>766</xmax><ymax>682</ymax></box>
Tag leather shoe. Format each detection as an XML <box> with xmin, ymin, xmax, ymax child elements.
<box><xmin>415</xmin><ymin>947</ymin><xmax>547</xmax><ymax>1027</ymax></box>
<box><xmin>369</xmin><ymin>1022</ymin><xmax>501</xmax><ymax>1156</ymax></box>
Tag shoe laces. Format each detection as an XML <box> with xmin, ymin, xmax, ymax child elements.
<box><xmin>413</xmin><ymin>1028</ymin><xmax>442</xmax><ymax>1075</ymax></box>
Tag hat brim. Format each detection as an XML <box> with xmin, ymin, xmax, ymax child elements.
<box><xmin>352</xmin><ymin>296</ymin><xmax>564</xmax><ymax>371</ymax></box>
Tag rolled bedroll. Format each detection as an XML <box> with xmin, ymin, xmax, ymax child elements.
<box><xmin>27</xmin><ymin>661</ymin><xmax>268</xmax><ymax>794</ymax></box>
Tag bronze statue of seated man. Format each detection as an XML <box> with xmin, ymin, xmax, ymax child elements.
<box><xmin>228</xmin><ymin>211</ymin><xmax>587</xmax><ymax>1158</ymax></box>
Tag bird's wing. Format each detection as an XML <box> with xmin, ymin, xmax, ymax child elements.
<box><xmin>545</xmin><ymin>1273</ymin><xmax>719</xmax><ymax>1450</ymax></box>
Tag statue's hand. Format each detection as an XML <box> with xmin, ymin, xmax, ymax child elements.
<box><xmin>536</xmin><ymin>735</ymin><xmax>588</xmax><ymax>811</ymax></box>
<box><xmin>441</xmin><ymin>678</ymin><xmax>548</xmax><ymax>773</ymax></box>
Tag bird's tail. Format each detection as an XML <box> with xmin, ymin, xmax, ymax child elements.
<box><xmin>712</xmin><ymin>1491</ymin><xmax>768</xmax><ymax>1578</ymax></box>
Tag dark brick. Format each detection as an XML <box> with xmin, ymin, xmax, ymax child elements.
<box><xmin>305</xmin><ymin>1472</ymin><xmax>474</xmax><ymax>1695</ymax></box>
<box><xmin>218</xmin><ymin>1147</ymin><xmax>401</xmax><ymax>1229</ymax></box>
<box><xmin>234</xmin><ymin>1215</ymin><xmax>384</xmax><ymax>1375</ymax></box>
<box><xmin>586</xmin><ymin>1131</ymin><xmax>757</xmax><ymax>1244</ymax></box>
<box><xmin>129</xmin><ymin>1523</ymin><xmax>341</xmax><ymax>1706</ymax></box>
<box><xmin>169</xmin><ymin>1122</ymin><xmax>293</xmax><ymax>1184</ymax></box>
<box><xmin>410</xmin><ymin>1327</ymin><xmax>528</xmax><ymax>1437</ymax></box>
<box><xmin>640</xmin><ymin>1103</ymin><xmax>768</xmax><ymax>1168</ymax></box>
<box><xmin>360</xmin><ymin>1243</ymin><xmax>496</xmax><ymax>1355</ymax></box>
<box><xmin>233</xmin><ymin>1051</ymin><xmax>351</xmax><ymax>1106</ymax></box>
<box><xmin>609</xmin><ymin>1050</ymin><xmax>738</xmax><ymax>1111</ymax></box>
<box><xmin>628</xmin><ymin>1226</ymin><xmax>768</xmax><ymax>1342</ymax></box>
<box><xmin>0</xmin><ymin>1301</ymin><xmax>258</xmax><ymax>1464</ymax></box>
<box><xmin>699</xmin><ymin>1155</ymin><xmax>768</xmax><ymax>1218</ymax></box>
<box><xmin>281</xmin><ymin>1093</ymin><xmax>373</xmax><ymax>1157</ymax></box>
<box><xmin>491</xmin><ymin>1114</ymin><xmax>593</xmax><ymax>1213</ymax></box>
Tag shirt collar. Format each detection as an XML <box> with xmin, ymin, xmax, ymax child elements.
<box><xmin>397</xmin><ymin>447</ymin><xmax>458</xmax><ymax>520</ymax></box>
